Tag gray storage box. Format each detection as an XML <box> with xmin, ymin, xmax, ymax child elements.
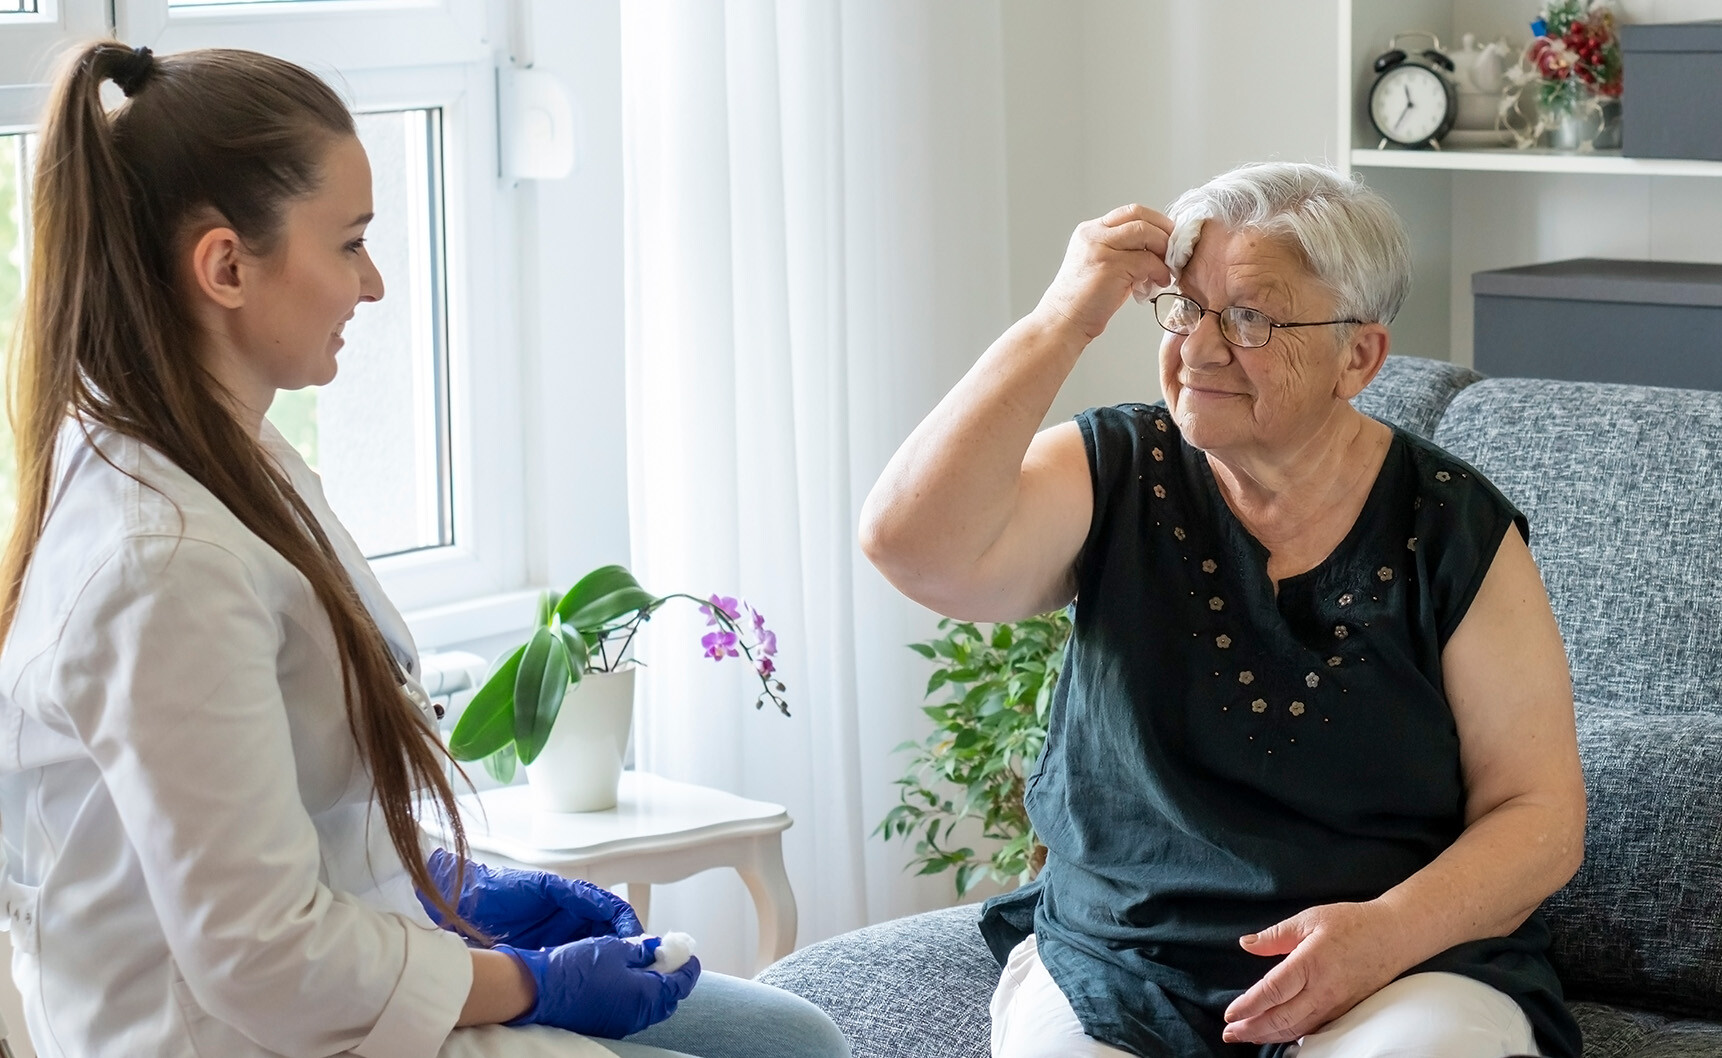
<box><xmin>1621</xmin><ymin>21</ymin><xmax>1722</xmax><ymax>160</ymax></box>
<box><xmin>1472</xmin><ymin>258</ymin><xmax>1722</xmax><ymax>391</ymax></box>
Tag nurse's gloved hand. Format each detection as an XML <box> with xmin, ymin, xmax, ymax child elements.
<box><xmin>417</xmin><ymin>848</ymin><xmax>643</xmax><ymax>947</ymax></box>
<box><xmin>497</xmin><ymin>936</ymin><xmax>701</xmax><ymax>1038</ymax></box>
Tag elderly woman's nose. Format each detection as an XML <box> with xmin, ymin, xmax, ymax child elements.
<box><xmin>1181</xmin><ymin>311</ymin><xmax>1233</xmax><ymax>367</ymax></box>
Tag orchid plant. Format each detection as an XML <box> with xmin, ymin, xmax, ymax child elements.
<box><xmin>447</xmin><ymin>564</ymin><xmax>788</xmax><ymax>783</ymax></box>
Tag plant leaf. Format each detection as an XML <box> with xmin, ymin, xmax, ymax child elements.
<box><xmin>564</xmin><ymin>587</ymin><xmax>660</xmax><ymax>632</ymax></box>
<box><xmin>447</xmin><ymin>645</ymin><xmax>525</xmax><ymax>760</ymax></box>
<box><xmin>535</xmin><ymin>589</ymin><xmax>555</xmax><ymax>629</ymax></box>
<box><xmin>557</xmin><ymin>624</ymin><xmax>591</xmax><ymax>676</ymax></box>
<box><xmin>514</xmin><ymin>627</ymin><xmax>572</xmax><ymax>765</ymax></box>
<box><xmin>556</xmin><ymin>566</ymin><xmax>648</xmax><ymax>624</ymax></box>
<box><xmin>483</xmin><ymin>742</ymin><xmax>517</xmax><ymax>784</ymax></box>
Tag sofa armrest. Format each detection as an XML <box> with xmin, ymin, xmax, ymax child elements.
<box><xmin>756</xmin><ymin>904</ymin><xmax>996</xmax><ymax>1058</ymax></box>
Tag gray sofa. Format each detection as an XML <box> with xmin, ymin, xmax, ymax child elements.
<box><xmin>759</xmin><ymin>356</ymin><xmax>1722</xmax><ymax>1057</ymax></box>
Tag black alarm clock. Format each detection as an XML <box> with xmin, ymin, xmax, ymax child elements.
<box><xmin>1368</xmin><ymin>32</ymin><xmax>1458</xmax><ymax>149</ymax></box>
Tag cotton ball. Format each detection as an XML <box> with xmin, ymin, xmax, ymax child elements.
<box><xmin>1132</xmin><ymin>213</ymin><xmax>1205</xmax><ymax>304</ymax></box>
<box><xmin>629</xmin><ymin>931</ymin><xmax>697</xmax><ymax>973</ymax></box>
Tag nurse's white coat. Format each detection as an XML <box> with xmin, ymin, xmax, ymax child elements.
<box><xmin>0</xmin><ymin>420</ymin><xmax>595</xmax><ymax>1058</ymax></box>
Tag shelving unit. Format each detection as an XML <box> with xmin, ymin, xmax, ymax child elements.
<box><xmin>1337</xmin><ymin>0</ymin><xmax>1722</xmax><ymax>366</ymax></box>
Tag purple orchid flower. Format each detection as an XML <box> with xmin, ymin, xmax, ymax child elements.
<box><xmin>701</xmin><ymin>630</ymin><xmax>740</xmax><ymax>660</ymax></box>
<box><xmin>700</xmin><ymin>595</ymin><xmax>741</xmax><ymax>626</ymax></box>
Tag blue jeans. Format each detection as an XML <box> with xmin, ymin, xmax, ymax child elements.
<box><xmin>597</xmin><ymin>973</ymin><xmax>850</xmax><ymax>1058</ymax></box>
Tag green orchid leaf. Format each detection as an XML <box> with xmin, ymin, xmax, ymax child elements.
<box><xmin>482</xmin><ymin>743</ymin><xmax>517</xmax><ymax>784</ymax></box>
<box><xmin>557</xmin><ymin>624</ymin><xmax>592</xmax><ymax>676</ymax></box>
<box><xmin>447</xmin><ymin>645</ymin><xmax>525</xmax><ymax>760</ymax></box>
<box><xmin>535</xmin><ymin>589</ymin><xmax>555</xmax><ymax>629</ymax></box>
<box><xmin>563</xmin><ymin>587</ymin><xmax>659</xmax><ymax>632</ymax></box>
<box><xmin>555</xmin><ymin>565</ymin><xmax>646</xmax><ymax>624</ymax></box>
<box><xmin>514</xmin><ymin>627</ymin><xmax>572</xmax><ymax>766</ymax></box>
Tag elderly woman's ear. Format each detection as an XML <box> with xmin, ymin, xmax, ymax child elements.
<box><xmin>1335</xmin><ymin>321</ymin><xmax>1391</xmax><ymax>401</ymax></box>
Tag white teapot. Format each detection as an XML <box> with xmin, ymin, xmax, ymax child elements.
<box><xmin>1451</xmin><ymin>32</ymin><xmax>1513</xmax><ymax>129</ymax></box>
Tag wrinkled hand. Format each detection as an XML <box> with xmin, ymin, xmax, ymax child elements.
<box><xmin>1222</xmin><ymin>901</ymin><xmax>1409</xmax><ymax>1045</ymax></box>
<box><xmin>1033</xmin><ymin>203</ymin><xmax>1174</xmax><ymax>343</ymax></box>
<box><xmin>500</xmin><ymin>936</ymin><xmax>701</xmax><ymax>1039</ymax></box>
<box><xmin>418</xmin><ymin>849</ymin><xmax>642</xmax><ymax>948</ymax></box>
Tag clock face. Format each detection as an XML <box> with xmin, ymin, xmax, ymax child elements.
<box><xmin>1369</xmin><ymin>63</ymin><xmax>1452</xmax><ymax>145</ymax></box>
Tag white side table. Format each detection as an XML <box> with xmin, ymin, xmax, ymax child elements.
<box><xmin>430</xmin><ymin>772</ymin><xmax>797</xmax><ymax>974</ymax></box>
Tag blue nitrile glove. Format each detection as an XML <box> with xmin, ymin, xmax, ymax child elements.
<box><xmin>417</xmin><ymin>848</ymin><xmax>643</xmax><ymax>947</ymax></box>
<box><xmin>497</xmin><ymin>935</ymin><xmax>702</xmax><ymax>1038</ymax></box>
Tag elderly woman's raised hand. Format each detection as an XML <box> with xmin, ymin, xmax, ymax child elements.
<box><xmin>1220</xmin><ymin>900</ymin><xmax>1409</xmax><ymax>1044</ymax></box>
<box><xmin>1033</xmin><ymin>203</ymin><xmax>1174</xmax><ymax>343</ymax></box>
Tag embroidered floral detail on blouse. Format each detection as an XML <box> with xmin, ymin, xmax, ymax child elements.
<box><xmin>1215</xmin><ymin>634</ymin><xmax>1232</xmax><ymax>649</ymax></box>
<box><xmin>1334</xmin><ymin>624</ymin><xmax>1349</xmax><ymax>639</ymax></box>
<box><xmin>1153</xmin><ymin>484</ymin><xmax>1166</xmax><ymax>499</ymax></box>
<box><xmin>1251</xmin><ymin>698</ymin><xmax>1268</xmax><ymax>713</ymax></box>
<box><xmin>1289</xmin><ymin>701</ymin><xmax>1306</xmax><ymax>717</ymax></box>
<box><xmin>1414</xmin><ymin>496</ymin><xmax>1423</xmax><ymax>510</ymax></box>
<box><xmin>1338</xmin><ymin>593</ymin><xmax>1354</xmax><ymax>607</ymax></box>
<box><xmin>1377</xmin><ymin>567</ymin><xmax>1394</xmax><ymax>582</ymax></box>
<box><xmin>1202</xmin><ymin>559</ymin><xmax>1217</xmax><ymax>573</ymax></box>
<box><xmin>1407</xmin><ymin>537</ymin><xmax>1418</xmax><ymax>552</ymax></box>
<box><xmin>1435</xmin><ymin>470</ymin><xmax>1452</xmax><ymax>483</ymax></box>
<box><xmin>1209</xmin><ymin>597</ymin><xmax>1225</xmax><ymax>612</ymax></box>
<box><xmin>1152</xmin><ymin>447</ymin><xmax>1165</xmax><ymax>462</ymax></box>
<box><xmin>1305</xmin><ymin>672</ymin><xmax>1319</xmax><ymax>688</ymax></box>
<box><xmin>1155</xmin><ymin>418</ymin><xmax>1167</xmax><ymax>432</ymax></box>
<box><xmin>1238</xmin><ymin>670</ymin><xmax>1255</xmax><ymax>685</ymax></box>
<box><xmin>1174</xmin><ymin>527</ymin><xmax>1186</xmax><ymax>541</ymax></box>
<box><xmin>1327</xmin><ymin>655</ymin><xmax>1343</xmax><ymax>667</ymax></box>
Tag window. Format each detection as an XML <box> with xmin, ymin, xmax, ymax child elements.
<box><xmin>0</xmin><ymin>0</ymin><xmax>525</xmax><ymax>619</ymax></box>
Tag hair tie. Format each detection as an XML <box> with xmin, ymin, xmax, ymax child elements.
<box><xmin>110</xmin><ymin>46</ymin><xmax>155</xmax><ymax>98</ymax></box>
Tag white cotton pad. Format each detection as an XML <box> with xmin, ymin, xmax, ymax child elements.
<box><xmin>631</xmin><ymin>931</ymin><xmax>697</xmax><ymax>973</ymax></box>
<box><xmin>1132</xmin><ymin>213</ymin><xmax>1205</xmax><ymax>304</ymax></box>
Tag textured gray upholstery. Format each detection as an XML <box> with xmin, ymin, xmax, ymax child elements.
<box><xmin>762</xmin><ymin>361</ymin><xmax>1722</xmax><ymax>1056</ymax></box>
<box><xmin>1352</xmin><ymin>354</ymin><xmax>1484</xmax><ymax>439</ymax></box>
<box><xmin>757</xmin><ymin>904</ymin><xmax>992</xmax><ymax>1058</ymax></box>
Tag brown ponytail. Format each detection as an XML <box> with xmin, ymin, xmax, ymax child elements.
<box><xmin>1</xmin><ymin>42</ymin><xmax>477</xmax><ymax>938</ymax></box>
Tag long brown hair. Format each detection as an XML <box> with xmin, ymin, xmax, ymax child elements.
<box><xmin>1</xmin><ymin>42</ymin><xmax>475</xmax><ymax>935</ymax></box>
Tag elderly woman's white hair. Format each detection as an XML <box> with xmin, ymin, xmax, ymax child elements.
<box><xmin>1163</xmin><ymin>162</ymin><xmax>1411</xmax><ymax>327</ymax></box>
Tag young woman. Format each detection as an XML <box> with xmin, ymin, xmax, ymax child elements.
<box><xmin>0</xmin><ymin>41</ymin><xmax>848</xmax><ymax>1058</ymax></box>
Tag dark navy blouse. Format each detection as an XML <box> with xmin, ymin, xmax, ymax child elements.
<box><xmin>979</xmin><ymin>403</ymin><xmax>1579</xmax><ymax>1058</ymax></box>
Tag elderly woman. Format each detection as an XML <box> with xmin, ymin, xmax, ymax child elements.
<box><xmin>859</xmin><ymin>163</ymin><xmax>1585</xmax><ymax>1058</ymax></box>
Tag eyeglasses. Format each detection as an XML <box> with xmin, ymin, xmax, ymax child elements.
<box><xmin>1150</xmin><ymin>292</ymin><xmax>1364</xmax><ymax>349</ymax></box>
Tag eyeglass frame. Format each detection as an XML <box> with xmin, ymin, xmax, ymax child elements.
<box><xmin>1149</xmin><ymin>292</ymin><xmax>1365</xmax><ymax>350</ymax></box>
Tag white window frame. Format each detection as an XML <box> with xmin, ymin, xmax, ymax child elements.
<box><xmin>0</xmin><ymin>0</ymin><xmax>534</xmax><ymax>625</ymax></box>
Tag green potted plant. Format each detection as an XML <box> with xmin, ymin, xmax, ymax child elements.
<box><xmin>448</xmin><ymin>564</ymin><xmax>788</xmax><ymax>811</ymax></box>
<box><xmin>877</xmin><ymin>611</ymin><xmax>1071</xmax><ymax>897</ymax></box>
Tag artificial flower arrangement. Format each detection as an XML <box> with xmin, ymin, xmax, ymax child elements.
<box><xmin>447</xmin><ymin>564</ymin><xmax>788</xmax><ymax>782</ymax></box>
<box><xmin>1503</xmin><ymin>0</ymin><xmax>1624</xmax><ymax>149</ymax></box>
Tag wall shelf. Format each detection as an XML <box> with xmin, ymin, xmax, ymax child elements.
<box><xmin>1351</xmin><ymin>147</ymin><xmax>1722</xmax><ymax>179</ymax></box>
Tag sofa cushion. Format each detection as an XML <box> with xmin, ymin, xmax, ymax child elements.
<box><xmin>1572</xmin><ymin>1001</ymin><xmax>1722</xmax><ymax>1057</ymax></box>
<box><xmin>1541</xmin><ymin>708</ymin><xmax>1722</xmax><ymax>1020</ymax></box>
<box><xmin>758</xmin><ymin>904</ymin><xmax>992</xmax><ymax>1058</ymax></box>
<box><xmin>1352</xmin><ymin>355</ymin><xmax>1484</xmax><ymax>439</ymax></box>
<box><xmin>1432</xmin><ymin>379</ymin><xmax>1722</xmax><ymax>719</ymax></box>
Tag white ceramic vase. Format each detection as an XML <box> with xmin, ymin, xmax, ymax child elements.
<box><xmin>523</xmin><ymin>667</ymin><xmax>636</xmax><ymax>813</ymax></box>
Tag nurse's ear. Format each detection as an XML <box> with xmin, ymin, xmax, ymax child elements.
<box><xmin>184</xmin><ymin>224</ymin><xmax>249</xmax><ymax>311</ymax></box>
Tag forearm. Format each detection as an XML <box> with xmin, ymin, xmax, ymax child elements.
<box><xmin>458</xmin><ymin>948</ymin><xmax>536</xmax><ymax>1027</ymax></box>
<box><xmin>860</xmin><ymin>311</ymin><xmax>1085</xmax><ymax>585</ymax></box>
<box><xmin>1373</xmin><ymin>794</ymin><xmax>1583</xmax><ymax>971</ymax></box>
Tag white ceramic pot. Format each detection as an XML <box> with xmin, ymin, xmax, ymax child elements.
<box><xmin>523</xmin><ymin>668</ymin><xmax>636</xmax><ymax>813</ymax></box>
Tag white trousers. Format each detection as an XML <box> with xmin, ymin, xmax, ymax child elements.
<box><xmin>990</xmin><ymin>936</ymin><xmax>1539</xmax><ymax>1058</ymax></box>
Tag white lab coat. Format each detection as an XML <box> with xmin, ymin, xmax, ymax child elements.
<box><xmin>0</xmin><ymin>420</ymin><xmax>606</xmax><ymax>1058</ymax></box>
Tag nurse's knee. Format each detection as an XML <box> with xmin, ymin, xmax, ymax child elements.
<box><xmin>1290</xmin><ymin>972</ymin><xmax>1537</xmax><ymax>1058</ymax></box>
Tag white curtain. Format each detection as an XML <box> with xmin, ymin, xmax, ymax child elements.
<box><xmin>621</xmin><ymin>0</ymin><xmax>1015</xmax><ymax>974</ymax></box>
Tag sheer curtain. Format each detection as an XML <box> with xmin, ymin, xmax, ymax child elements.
<box><xmin>620</xmin><ymin>0</ymin><xmax>1014</xmax><ymax>973</ymax></box>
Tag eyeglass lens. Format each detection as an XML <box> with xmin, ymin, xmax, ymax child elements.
<box><xmin>1154</xmin><ymin>294</ymin><xmax>1272</xmax><ymax>348</ymax></box>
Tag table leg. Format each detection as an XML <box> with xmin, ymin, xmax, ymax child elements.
<box><xmin>735</xmin><ymin>835</ymin><xmax>797</xmax><ymax>973</ymax></box>
<box><xmin>625</xmin><ymin>883</ymin><xmax>652</xmax><ymax>931</ymax></box>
